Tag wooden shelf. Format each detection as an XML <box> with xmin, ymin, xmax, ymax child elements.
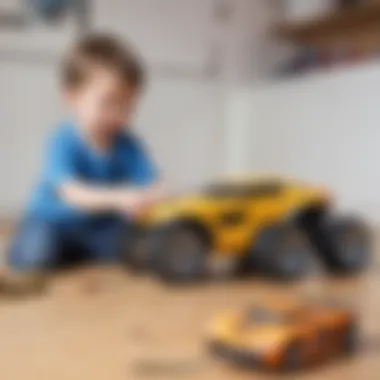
<box><xmin>276</xmin><ymin>3</ymin><xmax>380</xmax><ymax>46</ymax></box>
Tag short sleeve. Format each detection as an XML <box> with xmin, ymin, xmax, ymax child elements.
<box><xmin>127</xmin><ymin>136</ymin><xmax>158</xmax><ymax>186</ymax></box>
<box><xmin>43</xmin><ymin>131</ymin><xmax>78</xmax><ymax>186</ymax></box>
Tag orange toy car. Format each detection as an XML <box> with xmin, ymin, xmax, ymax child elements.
<box><xmin>207</xmin><ymin>299</ymin><xmax>357</xmax><ymax>371</ymax></box>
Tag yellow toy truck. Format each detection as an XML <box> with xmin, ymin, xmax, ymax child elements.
<box><xmin>124</xmin><ymin>177</ymin><xmax>370</xmax><ymax>282</ymax></box>
<box><xmin>207</xmin><ymin>298</ymin><xmax>358</xmax><ymax>371</ymax></box>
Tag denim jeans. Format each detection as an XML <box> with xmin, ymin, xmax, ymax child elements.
<box><xmin>7</xmin><ymin>217</ymin><xmax>129</xmax><ymax>272</ymax></box>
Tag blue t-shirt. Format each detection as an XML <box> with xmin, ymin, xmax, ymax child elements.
<box><xmin>27</xmin><ymin>122</ymin><xmax>157</xmax><ymax>222</ymax></box>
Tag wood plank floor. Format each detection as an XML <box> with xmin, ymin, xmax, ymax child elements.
<box><xmin>0</xmin><ymin>231</ymin><xmax>379</xmax><ymax>380</ymax></box>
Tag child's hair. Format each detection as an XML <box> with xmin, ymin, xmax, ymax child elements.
<box><xmin>62</xmin><ymin>33</ymin><xmax>145</xmax><ymax>90</ymax></box>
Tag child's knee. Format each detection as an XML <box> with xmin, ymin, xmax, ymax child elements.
<box><xmin>7</xmin><ymin>219</ymin><xmax>60</xmax><ymax>272</ymax></box>
<box><xmin>87</xmin><ymin>220</ymin><xmax>130</xmax><ymax>263</ymax></box>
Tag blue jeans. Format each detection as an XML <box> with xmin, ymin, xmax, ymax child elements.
<box><xmin>7</xmin><ymin>217</ymin><xmax>129</xmax><ymax>272</ymax></box>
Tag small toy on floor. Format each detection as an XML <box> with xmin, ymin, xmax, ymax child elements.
<box><xmin>206</xmin><ymin>298</ymin><xmax>358</xmax><ymax>372</ymax></box>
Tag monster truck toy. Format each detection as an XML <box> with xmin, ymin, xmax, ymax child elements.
<box><xmin>123</xmin><ymin>177</ymin><xmax>370</xmax><ymax>282</ymax></box>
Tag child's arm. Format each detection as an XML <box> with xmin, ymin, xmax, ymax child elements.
<box><xmin>59</xmin><ymin>182</ymin><xmax>140</xmax><ymax>214</ymax></box>
<box><xmin>45</xmin><ymin>130</ymin><xmax>164</xmax><ymax>215</ymax></box>
<box><xmin>58</xmin><ymin>181</ymin><xmax>165</xmax><ymax>216</ymax></box>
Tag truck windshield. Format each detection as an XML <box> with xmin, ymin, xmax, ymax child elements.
<box><xmin>204</xmin><ymin>181</ymin><xmax>283</xmax><ymax>198</ymax></box>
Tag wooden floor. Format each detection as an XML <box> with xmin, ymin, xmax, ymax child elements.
<box><xmin>0</xmin><ymin>232</ymin><xmax>379</xmax><ymax>380</ymax></box>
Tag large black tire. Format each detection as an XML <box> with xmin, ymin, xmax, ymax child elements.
<box><xmin>241</xmin><ymin>224</ymin><xmax>310</xmax><ymax>280</ymax></box>
<box><xmin>150</xmin><ymin>222</ymin><xmax>209</xmax><ymax>283</ymax></box>
<box><xmin>122</xmin><ymin>225</ymin><xmax>153</xmax><ymax>272</ymax></box>
<box><xmin>303</xmin><ymin>216</ymin><xmax>370</xmax><ymax>274</ymax></box>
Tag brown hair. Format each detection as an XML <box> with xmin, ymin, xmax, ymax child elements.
<box><xmin>62</xmin><ymin>33</ymin><xmax>145</xmax><ymax>90</ymax></box>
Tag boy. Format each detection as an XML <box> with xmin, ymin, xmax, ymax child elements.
<box><xmin>5</xmin><ymin>33</ymin><xmax>162</xmax><ymax>292</ymax></box>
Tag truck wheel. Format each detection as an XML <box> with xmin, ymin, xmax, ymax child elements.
<box><xmin>151</xmin><ymin>222</ymin><xmax>208</xmax><ymax>283</ymax></box>
<box><xmin>248</xmin><ymin>225</ymin><xmax>310</xmax><ymax>280</ymax></box>
<box><xmin>304</xmin><ymin>217</ymin><xmax>370</xmax><ymax>274</ymax></box>
<box><xmin>122</xmin><ymin>226</ymin><xmax>151</xmax><ymax>272</ymax></box>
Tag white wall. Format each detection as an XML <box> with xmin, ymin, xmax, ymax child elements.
<box><xmin>93</xmin><ymin>0</ymin><xmax>217</xmax><ymax>74</ymax></box>
<box><xmin>221</xmin><ymin>0</ymin><xmax>281</xmax><ymax>82</ymax></box>
<box><xmin>0</xmin><ymin>62</ymin><xmax>61</xmax><ymax>216</ymax></box>
<box><xmin>226</xmin><ymin>61</ymin><xmax>380</xmax><ymax>222</ymax></box>
<box><xmin>283</xmin><ymin>0</ymin><xmax>333</xmax><ymax>22</ymax></box>
<box><xmin>0</xmin><ymin>0</ymin><xmax>280</xmax><ymax>217</ymax></box>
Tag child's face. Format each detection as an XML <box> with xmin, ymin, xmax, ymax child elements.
<box><xmin>66</xmin><ymin>69</ymin><xmax>137</xmax><ymax>136</ymax></box>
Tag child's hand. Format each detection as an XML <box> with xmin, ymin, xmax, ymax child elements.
<box><xmin>133</xmin><ymin>186</ymin><xmax>169</xmax><ymax>217</ymax></box>
<box><xmin>144</xmin><ymin>185</ymin><xmax>168</xmax><ymax>204</ymax></box>
<box><xmin>114</xmin><ymin>186</ymin><xmax>167</xmax><ymax>218</ymax></box>
<box><xmin>114</xmin><ymin>190</ymin><xmax>147</xmax><ymax>217</ymax></box>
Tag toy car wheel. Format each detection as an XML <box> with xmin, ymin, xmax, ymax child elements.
<box><xmin>122</xmin><ymin>226</ymin><xmax>151</xmax><ymax>272</ymax></box>
<box><xmin>283</xmin><ymin>342</ymin><xmax>302</xmax><ymax>371</ymax></box>
<box><xmin>342</xmin><ymin>323</ymin><xmax>359</xmax><ymax>355</ymax></box>
<box><xmin>151</xmin><ymin>222</ymin><xmax>208</xmax><ymax>283</ymax></box>
<box><xmin>305</xmin><ymin>217</ymin><xmax>370</xmax><ymax>274</ymax></box>
<box><xmin>209</xmin><ymin>341</ymin><xmax>258</xmax><ymax>368</ymax></box>
<box><xmin>248</xmin><ymin>225</ymin><xmax>310</xmax><ymax>280</ymax></box>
